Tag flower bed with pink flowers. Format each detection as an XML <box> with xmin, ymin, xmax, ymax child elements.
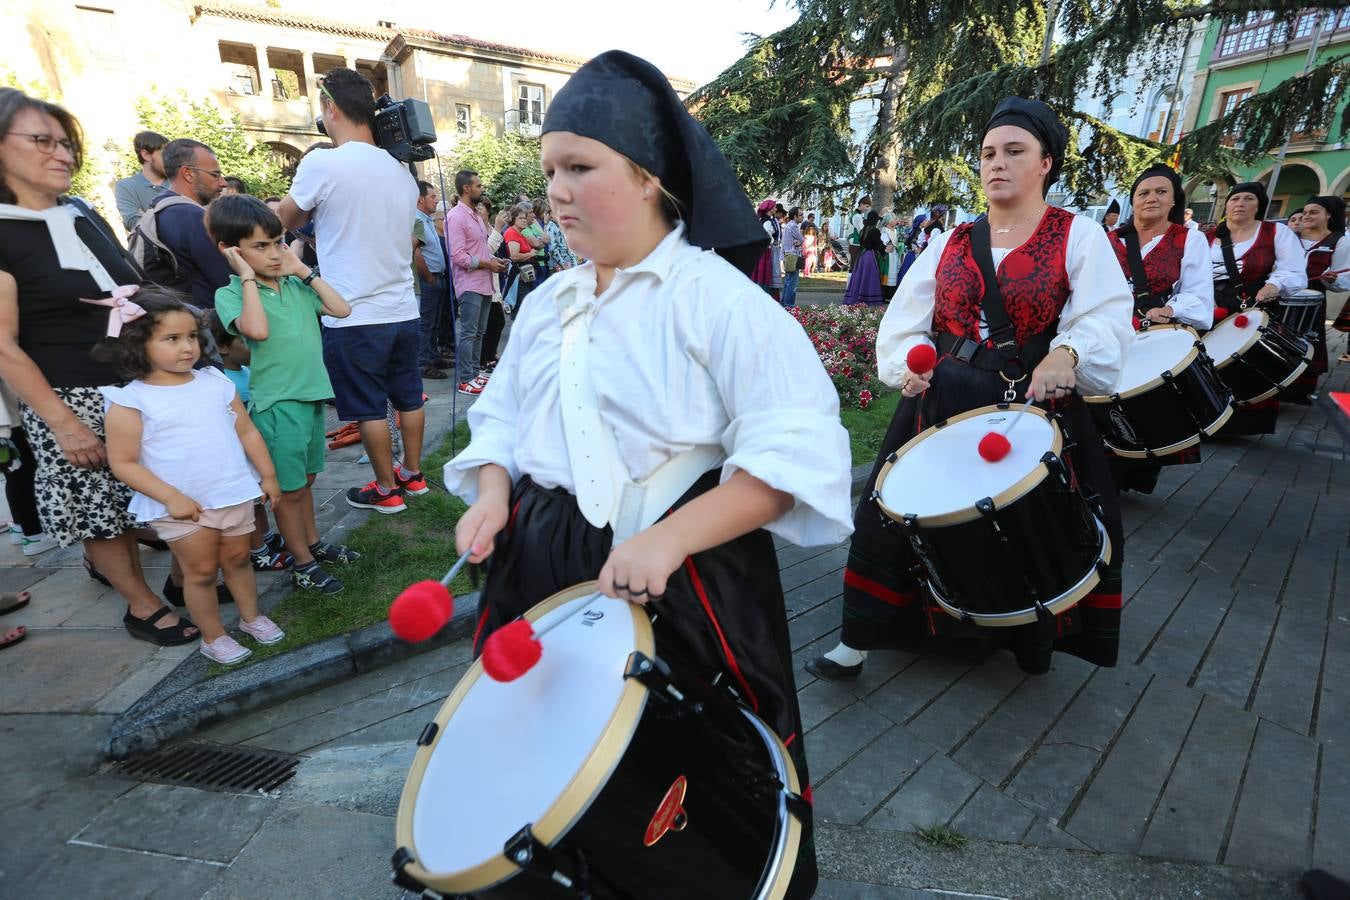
<box><xmin>788</xmin><ymin>304</ymin><xmax>889</xmax><ymax>410</ymax></box>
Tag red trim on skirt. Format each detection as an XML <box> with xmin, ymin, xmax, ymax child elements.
<box><xmin>685</xmin><ymin>556</ymin><xmax>761</xmax><ymax>712</ymax></box>
<box><xmin>844</xmin><ymin>568</ymin><xmax>919</xmax><ymax>607</ymax></box>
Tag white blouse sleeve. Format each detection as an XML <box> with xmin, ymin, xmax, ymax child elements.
<box><xmin>707</xmin><ymin>292</ymin><xmax>853</xmax><ymax>546</ymax></box>
<box><xmin>875</xmin><ymin>227</ymin><xmax>950</xmax><ymax>387</ymax></box>
<box><xmin>1328</xmin><ymin>237</ymin><xmax>1350</xmax><ymax>293</ymax></box>
<box><xmin>1049</xmin><ymin>218</ymin><xmax>1133</xmax><ymax>395</ymax></box>
<box><xmin>442</xmin><ymin>306</ymin><xmax>529</xmax><ymax>503</ymax></box>
<box><xmin>1269</xmin><ymin>223</ymin><xmax>1309</xmax><ymax>296</ymax></box>
<box><xmin>1165</xmin><ymin>227</ymin><xmax>1216</xmax><ymax>330</ymax></box>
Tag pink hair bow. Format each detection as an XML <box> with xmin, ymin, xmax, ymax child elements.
<box><xmin>80</xmin><ymin>285</ymin><xmax>146</xmax><ymax>338</ymax></box>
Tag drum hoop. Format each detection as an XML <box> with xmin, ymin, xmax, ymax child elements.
<box><xmin>742</xmin><ymin>711</ymin><xmax>804</xmax><ymax>900</ymax></box>
<box><xmin>874</xmin><ymin>403</ymin><xmax>1062</xmax><ymax>528</ymax></box>
<box><xmin>1232</xmin><ymin>350</ymin><xmax>1311</xmax><ymax>405</ymax></box>
<box><xmin>1082</xmin><ymin>324</ymin><xmax>1203</xmax><ymax>403</ymax></box>
<box><xmin>1102</xmin><ymin>403</ymin><xmax>1234</xmax><ymax>459</ymax></box>
<box><xmin>1203</xmin><ymin>311</ymin><xmax>1269</xmax><ymax>370</ymax></box>
<box><xmin>931</xmin><ymin>518</ymin><xmax>1113</xmax><ymax>627</ymax></box>
<box><xmin>394</xmin><ymin>581</ymin><xmax>654</xmax><ymax>894</ymax></box>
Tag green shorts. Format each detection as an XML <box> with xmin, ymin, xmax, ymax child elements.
<box><xmin>251</xmin><ymin>399</ymin><xmax>326</xmax><ymax>492</ymax></box>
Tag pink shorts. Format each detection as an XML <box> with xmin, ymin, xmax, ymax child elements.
<box><xmin>150</xmin><ymin>500</ymin><xmax>256</xmax><ymax>543</ymax></box>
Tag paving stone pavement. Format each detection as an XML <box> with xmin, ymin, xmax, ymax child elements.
<box><xmin>3</xmin><ymin>337</ymin><xmax>1346</xmax><ymax>897</ymax></box>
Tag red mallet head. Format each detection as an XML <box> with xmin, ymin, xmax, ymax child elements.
<box><xmin>978</xmin><ymin>431</ymin><xmax>1012</xmax><ymax>463</ymax></box>
<box><xmin>388</xmin><ymin>581</ymin><xmax>454</xmax><ymax>643</ymax></box>
<box><xmin>1233</xmin><ymin>314</ymin><xmax>1250</xmax><ymax>328</ymax></box>
<box><xmin>906</xmin><ymin>343</ymin><xmax>938</xmax><ymax>375</ymax></box>
<box><xmin>1132</xmin><ymin>315</ymin><xmax>1142</xmax><ymax>331</ymax></box>
<box><xmin>1213</xmin><ymin>307</ymin><xmax>1230</xmax><ymax>322</ymax></box>
<box><xmin>481</xmin><ymin>619</ymin><xmax>543</xmax><ymax>682</ymax></box>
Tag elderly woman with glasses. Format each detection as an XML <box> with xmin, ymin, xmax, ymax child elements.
<box><xmin>0</xmin><ymin>89</ymin><xmax>199</xmax><ymax>646</ymax></box>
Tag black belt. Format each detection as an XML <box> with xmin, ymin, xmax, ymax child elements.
<box><xmin>935</xmin><ymin>331</ymin><xmax>1054</xmax><ymax>380</ymax></box>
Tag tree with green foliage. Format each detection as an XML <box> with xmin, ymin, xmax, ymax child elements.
<box><xmin>439</xmin><ymin>119</ymin><xmax>547</xmax><ymax>206</ymax></box>
<box><xmin>1</xmin><ymin>68</ymin><xmax>104</xmax><ymax>201</ymax></box>
<box><xmin>123</xmin><ymin>92</ymin><xmax>289</xmax><ymax>197</ymax></box>
<box><xmin>691</xmin><ymin>0</ymin><xmax>1349</xmax><ymax>211</ymax></box>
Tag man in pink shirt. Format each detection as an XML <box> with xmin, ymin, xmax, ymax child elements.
<box><xmin>447</xmin><ymin>170</ymin><xmax>508</xmax><ymax>394</ymax></box>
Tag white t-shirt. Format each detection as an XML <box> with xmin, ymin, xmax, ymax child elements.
<box><xmin>288</xmin><ymin>141</ymin><xmax>419</xmax><ymax>328</ymax></box>
<box><xmin>100</xmin><ymin>368</ymin><xmax>261</xmax><ymax>523</ymax></box>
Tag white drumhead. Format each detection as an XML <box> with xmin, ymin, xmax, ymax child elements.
<box><xmin>411</xmin><ymin>592</ymin><xmax>641</xmax><ymax>876</ymax></box>
<box><xmin>1202</xmin><ymin>310</ymin><xmax>1267</xmax><ymax>359</ymax></box>
<box><xmin>1115</xmin><ymin>327</ymin><xmax>1195</xmax><ymax>392</ymax></box>
<box><xmin>1286</xmin><ymin>289</ymin><xmax>1322</xmax><ymax>304</ymax></box>
<box><xmin>879</xmin><ymin>407</ymin><xmax>1056</xmax><ymax>519</ymax></box>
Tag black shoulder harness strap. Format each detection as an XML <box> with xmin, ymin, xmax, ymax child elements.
<box><xmin>1123</xmin><ymin>230</ymin><xmax>1166</xmax><ymax>312</ymax></box>
<box><xmin>968</xmin><ymin>218</ymin><xmax>1017</xmax><ymax>360</ymax></box>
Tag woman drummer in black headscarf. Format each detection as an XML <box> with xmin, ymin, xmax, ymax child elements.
<box><xmin>808</xmin><ymin>97</ymin><xmax>1133</xmax><ymax>682</ymax></box>
<box><xmin>1103</xmin><ymin>163</ymin><xmax>1215</xmax><ymax>494</ymax></box>
<box><xmin>444</xmin><ymin>50</ymin><xmax>853</xmax><ymax>898</ymax></box>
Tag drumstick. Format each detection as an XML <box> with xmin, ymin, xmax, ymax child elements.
<box><xmin>481</xmin><ymin>598</ymin><xmax>600</xmax><ymax>682</ymax></box>
<box><xmin>979</xmin><ymin>398</ymin><xmax>1036</xmax><ymax>462</ymax></box>
<box><xmin>387</xmin><ymin>548</ymin><xmax>474</xmax><ymax>642</ymax></box>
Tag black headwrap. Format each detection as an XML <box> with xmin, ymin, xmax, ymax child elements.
<box><xmin>984</xmin><ymin>97</ymin><xmax>1070</xmax><ymax>195</ymax></box>
<box><xmin>1227</xmin><ymin>181</ymin><xmax>1269</xmax><ymax>220</ymax></box>
<box><xmin>1117</xmin><ymin>164</ymin><xmax>1185</xmax><ymax>237</ymax></box>
<box><xmin>1105</xmin><ymin>198</ymin><xmax>1121</xmax><ymax>216</ymax></box>
<box><xmin>1305</xmin><ymin>194</ymin><xmax>1346</xmax><ymax>234</ymax></box>
<box><xmin>541</xmin><ymin>50</ymin><xmax>766</xmax><ymax>275</ymax></box>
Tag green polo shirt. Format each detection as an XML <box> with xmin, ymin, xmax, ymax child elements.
<box><xmin>214</xmin><ymin>274</ymin><xmax>332</xmax><ymax>414</ymax></box>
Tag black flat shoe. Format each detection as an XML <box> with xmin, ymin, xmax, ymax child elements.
<box><xmin>137</xmin><ymin>537</ymin><xmax>170</xmax><ymax>552</ymax></box>
<box><xmin>162</xmin><ymin>575</ymin><xmax>235</xmax><ymax>608</ymax></box>
<box><xmin>82</xmin><ymin>556</ymin><xmax>113</xmax><ymax>587</ymax></box>
<box><xmin>123</xmin><ymin>607</ymin><xmax>198</xmax><ymax>646</ymax></box>
<box><xmin>805</xmin><ymin>656</ymin><xmax>863</xmax><ymax>681</ymax></box>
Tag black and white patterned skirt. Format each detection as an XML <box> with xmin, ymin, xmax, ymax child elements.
<box><xmin>20</xmin><ymin>386</ymin><xmax>136</xmax><ymax>547</ymax></box>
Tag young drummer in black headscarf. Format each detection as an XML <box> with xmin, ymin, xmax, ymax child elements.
<box><xmin>809</xmin><ymin>97</ymin><xmax>1132</xmax><ymax>682</ymax></box>
<box><xmin>1104</xmin><ymin>163</ymin><xmax>1215</xmax><ymax>494</ymax></box>
<box><xmin>1290</xmin><ymin>195</ymin><xmax>1349</xmax><ymax>396</ymax></box>
<box><xmin>445</xmin><ymin>50</ymin><xmax>853</xmax><ymax>898</ymax></box>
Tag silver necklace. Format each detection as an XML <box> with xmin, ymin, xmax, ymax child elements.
<box><xmin>990</xmin><ymin>209</ymin><xmax>1042</xmax><ymax>234</ymax></box>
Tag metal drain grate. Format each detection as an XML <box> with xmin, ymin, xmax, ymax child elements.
<box><xmin>113</xmin><ymin>742</ymin><xmax>299</xmax><ymax>793</ymax></box>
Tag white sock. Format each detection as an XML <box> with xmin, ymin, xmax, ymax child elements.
<box><xmin>824</xmin><ymin>643</ymin><xmax>868</xmax><ymax>667</ymax></box>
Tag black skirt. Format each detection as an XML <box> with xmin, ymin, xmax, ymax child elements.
<box><xmin>839</xmin><ymin>352</ymin><xmax>1126</xmax><ymax>674</ymax></box>
<box><xmin>474</xmin><ymin>472</ymin><xmax>818</xmax><ymax>899</ymax></box>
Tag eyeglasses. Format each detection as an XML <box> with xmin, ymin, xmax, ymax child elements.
<box><xmin>318</xmin><ymin>77</ymin><xmax>336</xmax><ymax>107</ymax></box>
<box><xmin>185</xmin><ymin>165</ymin><xmax>224</xmax><ymax>180</ymax></box>
<box><xmin>5</xmin><ymin>132</ymin><xmax>76</xmax><ymax>156</ymax></box>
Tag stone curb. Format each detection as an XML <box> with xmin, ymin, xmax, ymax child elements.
<box><xmin>105</xmin><ymin>455</ymin><xmax>873</xmax><ymax>758</ymax></box>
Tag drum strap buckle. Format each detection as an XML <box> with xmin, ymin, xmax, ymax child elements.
<box><xmin>998</xmin><ymin>371</ymin><xmax>1025</xmax><ymax>403</ymax></box>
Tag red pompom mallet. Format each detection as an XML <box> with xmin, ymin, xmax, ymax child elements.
<box><xmin>1132</xmin><ymin>315</ymin><xmax>1142</xmax><ymax>331</ymax></box>
<box><xmin>1233</xmin><ymin>313</ymin><xmax>1250</xmax><ymax>328</ymax></box>
<box><xmin>978</xmin><ymin>431</ymin><xmax>1012</xmax><ymax>462</ymax></box>
<box><xmin>387</xmin><ymin>547</ymin><xmax>473</xmax><ymax>643</ymax></box>
<box><xmin>1213</xmin><ymin>307</ymin><xmax>1230</xmax><ymax>322</ymax></box>
<box><xmin>906</xmin><ymin>343</ymin><xmax>938</xmax><ymax>375</ymax></box>
<box><xmin>481</xmin><ymin>619</ymin><xmax>543</xmax><ymax>682</ymax></box>
<box><xmin>389</xmin><ymin>581</ymin><xmax>454</xmax><ymax>642</ymax></box>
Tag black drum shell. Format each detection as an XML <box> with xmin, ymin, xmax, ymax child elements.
<box><xmin>469</xmin><ymin>646</ymin><xmax>791</xmax><ymax>899</ymax></box>
<box><xmin>894</xmin><ymin>460</ymin><xmax>1103</xmax><ymax>619</ymax></box>
<box><xmin>1210</xmin><ymin>321</ymin><xmax>1311</xmax><ymax>405</ymax></box>
<box><xmin>1086</xmin><ymin>347</ymin><xmax>1232</xmax><ymax>457</ymax></box>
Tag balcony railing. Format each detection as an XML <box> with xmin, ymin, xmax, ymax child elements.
<box><xmin>504</xmin><ymin>108</ymin><xmax>543</xmax><ymax>138</ymax></box>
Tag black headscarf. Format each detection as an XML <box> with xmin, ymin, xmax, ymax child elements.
<box><xmin>541</xmin><ymin>50</ymin><xmax>766</xmax><ymax>275</ymax></box>
<box><xmin>1227</xmin><ymin>181</ymin><xmax>1269</xmax><ymax>220</ymax></box>
<box><xmin>1117</xmin><ymin>164</ymin><xmax>1185</xmax><ymax>237</ymax></box>
<box><xmin>1305</xmin><ymin>194</ymin><xmax>1346</xmax><ymax>234</ymax></box>
<box><xmin>984</xmin><ymin>97</ymin><xmax>1070</xmax><ymax>195</ymax></box>
<box><xmin>1105</xmin><ymin>198</ymin><xmax>1121</xmax><ymax>216</ymax></box>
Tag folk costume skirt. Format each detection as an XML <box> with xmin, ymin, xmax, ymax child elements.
<box><xmin>473</xmin><ymin>472</ymin><xmax>818</xmax><ymax>899</ymax></box>
<box><xmin>838</xmin><ymin>354</ymin><xmax>1126</xmax><ymax>674</ymax></box>
<box><xmin>842</xmin><ymin>250</ymin><xmax>885</xmax><ymax>307</ymax></box>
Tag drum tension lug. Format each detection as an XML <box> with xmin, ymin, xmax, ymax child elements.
<box><xmin>504</xmin><ymin>825</ymin><xmax>580</xmax><ymax>893</ymax></box>
<box><xmin>785</xmin><ymin>791</ymin><xmax>812</xmax><ymax>823</ymax></box>
<box><xmin>390</xmin><ymin>847</ymin><xmax>436</xmax><ymax>897</ymax></box>
<box><xmin>625</xmin><ymin>652</ymin><xmax>691</xmax><ymax>706</ymax></box>
<box><xmin>1033</xmin><ymin>600</ymin><xmax>1054</xmax><ymax>623</ymax></box>
<box><xmin>416</xmin><ymin>721</ymin><xmax>438</xmax><ymax>747</ymax></box>
<box><xmin>975</xmin><ymin>498</ymin><xmax>996</xmax><ymax>517</ymax></box>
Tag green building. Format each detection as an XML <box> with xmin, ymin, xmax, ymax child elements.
<box><xmin>1181</xmin><ymin>8</ymin><xmax>1350</xmax><ymax>223</ymax></box>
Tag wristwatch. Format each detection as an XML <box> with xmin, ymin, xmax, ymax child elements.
<box><xmin>302</xmin><ymin>268</ymin><xmax>320</xmax><ymax>286</ymax></box>
<box><xmin>1059</xmin><ymin>344</ymin><xmax>1080</xmax><ymax>368</ymax></box>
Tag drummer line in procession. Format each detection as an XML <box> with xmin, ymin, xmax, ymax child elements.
<box><xmin>362</xmin><ymin>62</ymin><xmax>1344</xmax><ymax>900</ymax></box>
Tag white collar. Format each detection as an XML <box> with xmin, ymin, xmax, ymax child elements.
<box><xmin>554</xmin><ymin>223</ymin><xmax>694</xmax><ymax>324</ymax></box>
<box><xmin>0</xmin><ymin>201</ymin><xmax>120</xmax><ymax>291</ymax></box>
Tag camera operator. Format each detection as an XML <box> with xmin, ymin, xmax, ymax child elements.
<box><xmin>278</xmin><ymin>68</ymin><xmax>425</xmax><ymax>514</ymax></box>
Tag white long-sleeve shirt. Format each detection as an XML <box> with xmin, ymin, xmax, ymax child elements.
<box><xmin>1302</xmin><ymin>234</ymin><xmax>1350</xmax><ymax>293</ymax></box>
<box><xmin>445</xmin><ymin>224</ymin><xmax>854</xmax><ymax>547</ymax></box>
<box><xmin>1129</xmin><ymin>226</ymin><xmax>1216</xmax><ymax>330</ymax></box>
<box><xmin>1209</xmin><ymin>221</ymin><xmax>1307</xmax><ymax>296</ymax></box>
<box><xmin>876</xmin><ymin>214</ymin><xmax>1134</xmax><ymax>396</ymax></box>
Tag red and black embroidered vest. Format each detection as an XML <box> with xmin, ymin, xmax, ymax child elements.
<box><xmin>1109</xmin><ymin>223</ymin><xmax>1187</xmax><ymax>311</ymax></box>
<box><xmin>1304</xmin><ymin>233</ymin><xmax>1339</xmax><ymax>295</ymax></box>
<box><xmin>933</xmin><ymin>206</ymin><xmax>1074</xmax><ymax>344</ymax></box>
<box><xmin>1210</xmin><ymin>220</ymin><xmax>1277</xmax><ymax>286</ymax></box>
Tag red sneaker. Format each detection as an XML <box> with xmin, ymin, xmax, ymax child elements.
<box><xmin>345</xmin><ymin>480</ymin><xmax>407</xmax><ymax>514</ymax></box>
<box><xmin>396</xmin><ymin>467</ymin><xmax>430</xmax><ymax>496</ymax></box>
<box><xmin>457</xmin><ymin>382</ymin><xmax>483</xmax><ymax>396</ymax></box>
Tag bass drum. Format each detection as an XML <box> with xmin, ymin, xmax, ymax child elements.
<box><xmin>874</xmin><ymin>404</ymin><xmax>1111</xmax><ymax>627</ymax></box>
<box><xmin>393</xmin><ymin>584</ymin><xmax>804</xmax><ymax>900</ymax></box>
<box><xmin>1201</xmin><ymin>310</ymin><xmax>1312</xmax><ymax>405</ymax></box>
<box><xmin>1083</xmin><ymin>324</ymin><xmax>1232</xmax><ymax>459</ymax></box>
